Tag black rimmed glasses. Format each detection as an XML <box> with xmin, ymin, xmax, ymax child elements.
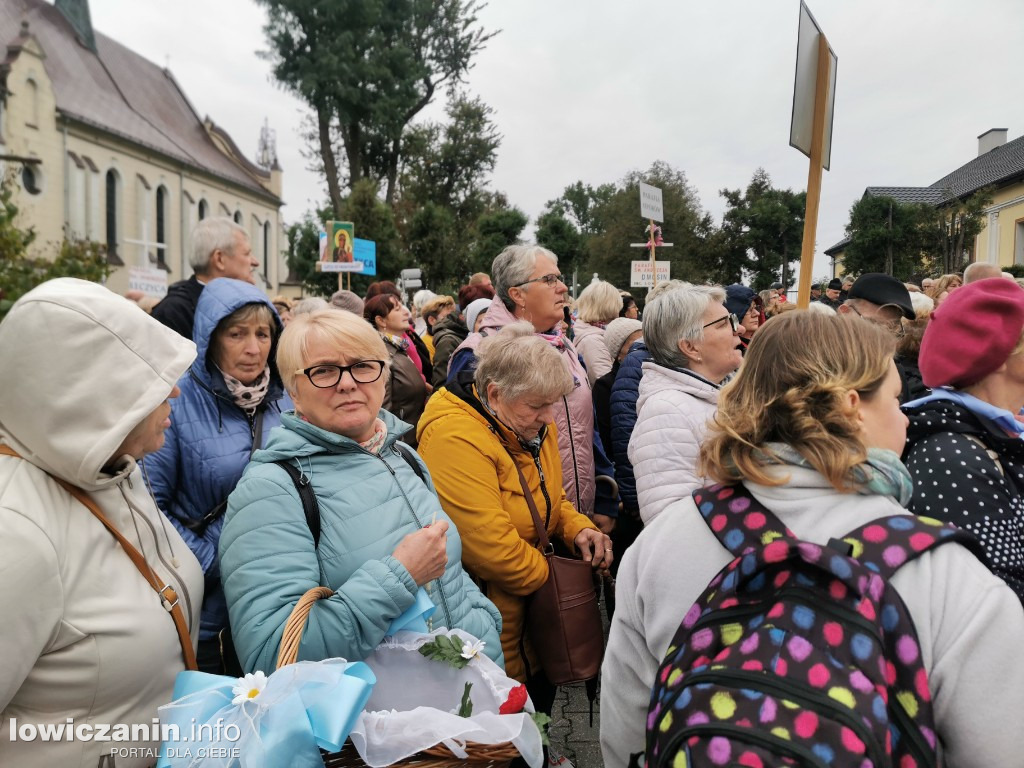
<box><xmin>514</xmin><ymin>273</ymin><xmax>565</xmax><ymax>288</ymax></box>
<box><xmin>847</xmin><ymin>303</ymin><xmax>905</xmax><ymax>338</ymax></box>
<box><xmin>296</xmin><ymin>360</ymin><xmax>386</xmax><ymax>388</ymax></box>
<box><xmin>702</xmin><ymin>313</ymin><xmax>740</xmax><ymax>333</ymax></box>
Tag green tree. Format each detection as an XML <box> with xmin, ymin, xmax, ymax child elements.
<box><xmin>924</xmin><ymin>188</ymin><xmax>992</xmax><ymax>275</ymax></box>
<box><xmin>719</xmin><ymin>168</ymin><xmax>806</xmax><ymax>291</ymax></box>
<box><xmin>395</xmin><ymin>92</ymin><xmax>503</xmax><ymax>287</ymax></box>
<box><xmin>257</xmin><ymin>0</ymin><xmax>495</xmax><ymax>213</ymax></box>
<box><xmin>535</xmin><ymin>208</ymin><xmax>586</xmax><ymax>279</ymax></box>
<box><xmin>468</xmin><ymin>206</ymin><xmax>528</xmax><ymax>274</ymax></box>
<box><xmin>842</xmin><ymin>195</ymin><xmax>929</xmax><ymax>278</ymax></box>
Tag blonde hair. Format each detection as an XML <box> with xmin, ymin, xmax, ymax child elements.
<box><xmin>474</xmin><ymin>322</ymin><xmax>574</xmax><ymax>403</ymax></box>
<box><xmin>422</xmin><ymin>295</ymin><xmax>455</xmax><ymax>323</ymax></box>
<box><xmin>926</xmin><ymin>274</ymin><xmax>962</xmax><ymax>302</ymax></box>
<box><xmin>575</xmin><ymin>280</ymin><xmax>623</xmax><ymax>324</ymax></box>
<box><xmin>277</xmin><ymin>309</ymin><xmax>389</xmax><ymax>395</ymax></box>
<box><xmin>700</xmin><ymin>312</ymin><xmax>895</xmax><ymax>492</ymax></box>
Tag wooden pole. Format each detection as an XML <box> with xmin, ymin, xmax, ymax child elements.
<box><xmin>796</xmin><ymin>34</ymin><xmax>830</xmax><ymax>310</ymax></box>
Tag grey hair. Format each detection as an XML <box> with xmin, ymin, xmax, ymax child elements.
<box><xmin>474</xmin><ymin>321</ymin><xmax>574</xmax><ymax>403</ymax></box>
<box><xmin>646</xmin><ymin>279</ymin><xmax>690</xmax><ymax>302</ymax></box>
<box><xmin>190</xmin><ymin>217</ymin><xmax>248</xmax><ymax>273</ymax></box>
<box><xmin>576</xmin><ymin>280</ymin><xmax>623</xmax><ymax>324</ymax></box>
<box><xmin>643</xmin><ymin>284</ymin><xmax>726</xmax><ymax>368</ymax></box>
<box><xmin>492</xmin><ymin>245</ymin><xmax>559</xmax><ymax>311</ymax></box>
<box><xmin>805</xmin><ymin>301</ymin><xmax>836</xmax><ymax>316</ymax></box>
<box><xmin>292</xmin><ymin>297</ymin><xmax>330</xmax><ymax>316</ymax></box>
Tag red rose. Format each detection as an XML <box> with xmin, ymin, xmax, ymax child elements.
<box><xmin>499</xmin><ymin>684</ymin><xmax>528</xmax><ymax>715</ymax></box>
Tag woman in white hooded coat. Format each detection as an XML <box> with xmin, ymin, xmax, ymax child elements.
<box><xmin>0</xmin><ymin>279</ymin><xmax>204</xmax><ymax>768</ymax></box>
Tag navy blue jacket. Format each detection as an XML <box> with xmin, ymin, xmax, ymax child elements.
<box><xmin>145</xmin><ymin>278</ymin><xmax>291</xmax><ymax>640</ymax></box>
<box><xmin>610</xmin><ymin>341</ymin><xmax>649</xmax><ymax>514</ymax></box>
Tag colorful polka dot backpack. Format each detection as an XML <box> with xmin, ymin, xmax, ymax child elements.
<box><xmin>642</xmin><ymin>483</ymin><xmax>982</xmax><ymax>768</ymax></box>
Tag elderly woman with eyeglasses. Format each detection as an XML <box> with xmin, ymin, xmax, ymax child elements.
<box><xmin>628</xmin><ymin>285</ymin><xmax>745</xmax><ymax>523</ymax></box>
<box><xmin>219</xmin><ymin>309</ymin><xmax>502</xmax><ymax>673</ymax></box>
<box><xmin>447</xmin><ymin>245</ymin><xmax>602</xmax><ymax>528</ymax></box>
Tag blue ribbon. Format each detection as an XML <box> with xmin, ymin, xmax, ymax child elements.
<box><xmin>386</xmin><ymin>587</ymin><xmax>437</xmax><ymax>636</ymax></box>
<box><xmin>157</xmin><ymin>659</ymin><xmax>375</xmax><ymax>768</ymax></box>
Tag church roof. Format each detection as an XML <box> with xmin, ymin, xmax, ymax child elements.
<box><xmin>1</xmin><ymin>0</ymin><xmax>280</xmax><ymax>203</ymax></box>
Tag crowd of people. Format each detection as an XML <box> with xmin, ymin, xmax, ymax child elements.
<box><xmin>2</xmin><ymin>215</ymin><xmax>1023</xmax><ymax>767</ymax></box>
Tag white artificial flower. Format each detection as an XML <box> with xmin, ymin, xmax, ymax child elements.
<box><xmin>231</xmin><ymin>670</ymin><xmax>268</xmax><ymax>706</ymax></box>
<box><xmin>460</xmin><ymin>638</ymin><xmax>486</xmax><ymax>660</ymax></box>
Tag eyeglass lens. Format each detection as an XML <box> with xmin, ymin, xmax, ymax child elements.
<box><xmin>305</xmin><ymin>361</ymin><xmax>383</xmax><ymax>388</ymax></box>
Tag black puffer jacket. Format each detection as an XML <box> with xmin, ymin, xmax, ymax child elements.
<box><xmin>902</xmin><ymin>398</ymin><xmax>1024</xmax><ymax>603</ymax></box>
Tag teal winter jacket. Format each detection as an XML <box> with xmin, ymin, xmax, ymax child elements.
<box><xmin>219</xmin><ymin>410</ymin><xmax>503</xmax><ymax>673</ymax></box>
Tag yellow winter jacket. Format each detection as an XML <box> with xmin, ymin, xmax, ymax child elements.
<box><xmin>417</xmin><ymin>381</ymin><xmax>598</xmax><ymax>682</ymax></box>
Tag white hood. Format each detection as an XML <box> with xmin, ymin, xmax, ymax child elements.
<box><xmin>0</xmin><ymin>278</ymin><xmax>196</xmax><ymax>490</ymax></box>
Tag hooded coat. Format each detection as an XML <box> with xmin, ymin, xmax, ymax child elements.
<box><xmin>0</xmin><ymin>279</ymin><xmax>204</xmax><ymax>768</ymax></box>
<box><xmin>448</xmin><ymin>299</ymin><xmax>596</xmax><ymax>516</ymax></box>
<box><xmin>430</xmin><ymin>312</ymin><xmax>469</xmax><ymax>389</ymax></box>
<box><xmin>146</xmin><ymin>278</ymin><xmax>291</xmax><ymax>642</ymax></box>
<box><xmin>416</xmin><ymin>374</ymin><xmax>598</xmax><ymax>681</ymax></box>
<box><xmin>219</xmin><ymin>409</ymin><xmax>502</xmax><ymax>674</ymax></box>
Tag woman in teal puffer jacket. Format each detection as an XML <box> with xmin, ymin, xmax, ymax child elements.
<box><xmin>219</xmin><ymin>308</ymin><xmax>502</xmax><ymax>674</ymax></box>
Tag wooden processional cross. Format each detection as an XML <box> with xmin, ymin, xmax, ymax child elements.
<box><xmin>629</xmin><ymin>222</ymin><xmax>673</xmax><ymax>288</ymax></box>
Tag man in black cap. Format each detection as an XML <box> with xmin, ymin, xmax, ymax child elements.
<box><xmin>838</xmin><ymin>272</ymin><xmax>918</xmax><ymax>401</ymax></box>
<box><xmin>818</xmin><ymin>278</ymin><xmax>843</xmax><ymax>310</ymax></box>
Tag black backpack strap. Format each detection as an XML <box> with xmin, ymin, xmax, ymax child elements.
<box><xmin>274</xmin><ymin>459</ymin><xmax>322</xmax><ymax>548</ymax></box>
<box><xmin>692</xmin><ymin>483</ymin><xmax>795</xmax><ymax>557</ymax></box>
<box><xmin>838</xmin><ymin>514</ymin><xmax>985</xmax><ymax>581</ymax></box>
<box><xmin>394</xmin><ymin>441</ymin><xmax>427</xmax><ymax>486</ymax></box>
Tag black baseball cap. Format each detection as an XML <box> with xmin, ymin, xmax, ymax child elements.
<box><xmin>847</xmin><ymin>273</ymin><xmax>914</xmax><ymax>319</ymax></box>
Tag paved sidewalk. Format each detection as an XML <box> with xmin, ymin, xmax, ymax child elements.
<box><xmin>546</xmin><ymin>595</ymin><xmax>611</xmax><ymax>768</ymax></box>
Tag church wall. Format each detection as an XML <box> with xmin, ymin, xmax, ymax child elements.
<box><xmin>3</xmin><ymin>34</ymin><xmax>287</xmax><ymax>297</ymax></box>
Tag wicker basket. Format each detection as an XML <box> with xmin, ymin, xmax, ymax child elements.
<box><xmin>278</xmin><ymin>586</ymin><xmax>518</xmax><ymax>768</ymax></box>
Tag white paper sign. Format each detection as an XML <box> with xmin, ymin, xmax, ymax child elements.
<box><xmin>128</xmin><ymin>266</ymin><xmax>168</xmax><ymax>297</ymax></box>
<box><xmin>639</xmin><ymin>182</ymin><xmax>664</xmax><ymax>222</ymax></box>
<box><xmin>316</xmin><ymin>261</ymin><xmax>365</xmax><ymax>273</ymax></box>
<box><xmin>630</xmin><ymin>260</ymin><xmax>671</xmax><ymax>288</ymax></box>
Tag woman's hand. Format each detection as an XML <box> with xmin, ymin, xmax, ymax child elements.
<box><xmin>393</xmin><ymin>520</ymin><xmax>449</xmax><ymax>586</ymax></box>
<box><xmin>574</xmin><ymin>527</ymin><xmax>613</xmax><ymax>574</ymax></box>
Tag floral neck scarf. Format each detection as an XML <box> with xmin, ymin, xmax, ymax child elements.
<box><xmin>381</xmin><ymin>333</ymin><xmax>409</xmax><ymax>352</ymax></box>
<box><xmin>219</xmin><ymin>366</ymin><xmax>270</xmax><ymax>415</ymax></box>
<box><xmin>359</xmin><ymin>418</ymin><xmax>389</xmax><ymax>454</ymax></box>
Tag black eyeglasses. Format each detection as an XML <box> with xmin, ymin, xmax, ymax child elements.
<box><xmin>295</xmin><ymin>360</ymin><xmax>386</xmax><ymax>388</ymax></box>
<box><xmin>515</xmin><ymin>273</ymin><xmax>565</xmax><ymax>288</ymax></box>
<box><xmin>702</xmin><ymin>313</ymin><xmax>740</xmax><ymax>333</ymax></box>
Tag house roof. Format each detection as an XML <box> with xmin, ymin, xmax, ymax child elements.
<box><xmin>0</xmin><ymin>0</ymin><xmax>280</xmax><ymax>203</ymax></box>
<box><xmin>826</xmin><ymin>132</ymin><xmax>1024</xmax><ymax>253</ymax></box>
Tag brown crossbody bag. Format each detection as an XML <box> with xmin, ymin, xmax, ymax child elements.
<box><xmin>507</xmin><ymin>454</ymin><xmax>604</xmax><ymax>686</ymax></box>
<box><xmin>0</xmin><ymin>444</ymin><xmax>198</xmax><ymax>670</ymax></box>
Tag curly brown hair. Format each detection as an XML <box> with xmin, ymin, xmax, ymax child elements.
<box><xmin>700</xmin><ymin>312</ymin><xmax>896</xmax><ymax>492</ymax></box>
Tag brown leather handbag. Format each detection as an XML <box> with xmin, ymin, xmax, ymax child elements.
<box><xmin>510</xmin><ymin>459</ymin><xmax>604</xmax><ymax>686</ymax></box>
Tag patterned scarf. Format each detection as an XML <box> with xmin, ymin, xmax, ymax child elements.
<box><xmin>359</xmin><ymin>418</ymin><xmax>389</xmax><ymax>454</ymax></box>
<box><xmin>219</xmin><ymin>366</ymin><xmax>270</xmax><ymax>415</ymax></box>
<box><xmin>762</xmin><ymin>442</ymin><xmax>914</xmax><ymax>508</ymax></box>
<box><xmin>382</xmin><ymin>333</ymin><xmax>409</xmax><ymax>352</ymax></box>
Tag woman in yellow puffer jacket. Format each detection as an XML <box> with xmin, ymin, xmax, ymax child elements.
<box><xmin>417</xmin><ymin>323</ymin><xmax>611</xmax><ymax>717</ymax></box>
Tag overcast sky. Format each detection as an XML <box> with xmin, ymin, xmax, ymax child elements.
<box><xmin>87</xmin><ymin>0</ymin><xmax>1024</xmax><ymax>282</ymax></box>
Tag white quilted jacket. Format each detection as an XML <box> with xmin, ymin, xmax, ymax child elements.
<box><xmin>628</xmin><ymin>362</ymin><xmax>720</xmax><ymax>523</ymax></box>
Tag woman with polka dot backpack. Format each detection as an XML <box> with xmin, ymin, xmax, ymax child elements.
<box><xmin>600</xmin><ymin>311</ymin><xmax>1024</xmax><ymax>768</ymax></box>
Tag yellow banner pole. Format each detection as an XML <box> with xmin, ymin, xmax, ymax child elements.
<box><xmin>797</xmin><ymin>34</ymin><xmax>830</xmax><ymax>310</ymax></box>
